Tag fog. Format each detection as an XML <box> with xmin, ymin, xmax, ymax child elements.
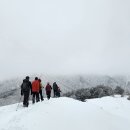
<box><xmin>0</xmin><ymin>0</ymin><xmax>130</xmax><ymax>80</ymax></box>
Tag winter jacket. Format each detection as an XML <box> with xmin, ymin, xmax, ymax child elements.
<box><xmin>32</xmin><ymin>80</ymin><xmax>40</xmax><ymax>93</ymax></box>
<box><xmin>39</xmin><ymin>83</ymin><xmax>43</xmax><ymax>90</ymax></box>
<box><xmin>46</xmin><ymin>84</ymin><xmax>52</xmax><ymax>92</ymax></box>
<box><xmin>21</xmin><ymin>79</ymin><xmax>32</xmax><ymax>93</ymax></box>
<box><xmin>53</xmin><ymin>82</ymin><xmax>58</xmax><ymax>91</ymax></box>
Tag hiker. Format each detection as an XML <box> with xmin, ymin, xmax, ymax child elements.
<box><xmin>45</xmin><ymin>82</ymin><xmax>52</xmax><ymax>100</ymax></box>
<box><xmin>32</xmin><ymin>77</ymin><xmax>40</xmax><ymax>103</ymax></box>
<box><xmin>21</xmin><ymin>76</ymin><xmax>32</xmax><ymax>107</ymax></box>
<box><xmin>53</xmin><ymin>82</ymin><xmax>58</xmax><ymax>97</ymax></box>
<box><xmin>56</xmin><ymin>86</ymin><xmax>61</xmax><ymax>97</ymax></box>
<box><xmin>38</xmin><ymin>79</ymin><xmax>44</xmax><ymax>101</ymax></box>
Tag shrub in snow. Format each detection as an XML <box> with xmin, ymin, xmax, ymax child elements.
<box><xmin>75</xmin><ymin>88</ymin><xmax>91</xmax><ymax>102</ymax></box>
<box><xmin>89</xmin><ymin>87</ymin><xmax>102</xmax><ymax>98</ymax></box>
<box><xmin>101</xmin><ymin>86</ymin><xmax>114</xmax><ymax>96</ymax></box>
<box><xmin>89</xmin><ymin>85</ymin><xmax>113</xmax><ymax>98</ymax></box>
<box><xmin>63</xmin><ymin>91</ymin><xmax>75</xmax><ymax>98</ymax></box>
<box><xmin>63</xmin><ymin>85</ymin><xmax>114</xmax><ymax>101</ymax></box>
<box><xmin>114</xmin><ymin>86</ymin><xmax>124</xmax><ymax>95</ymax></box>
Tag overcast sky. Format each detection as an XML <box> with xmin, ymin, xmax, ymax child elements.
<box><xmin>0</xmin><ymin>0</ymin><xmax>130</xmax><ymax>80</ymax></box>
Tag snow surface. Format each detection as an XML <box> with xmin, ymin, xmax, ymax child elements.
<box><xmin>0</xmin><ymin>96</ymin><xmax>130</xmax><ymax>130</ymax></box>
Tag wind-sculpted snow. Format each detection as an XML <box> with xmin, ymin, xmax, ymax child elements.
<box><xmin>0</xmin><ymin>96</ymin><xmax>130</xmax><ymax>130</ymax></box>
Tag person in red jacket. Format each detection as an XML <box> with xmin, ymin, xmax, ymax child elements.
<box><xmin>32</xmin><ymin>77</ymin><xmax>40</xmax><ymax>103</ymax></box>
<box><xmin>45</xmin><ymin>82</ymin><xmax>52</xmax><ymax>100</ymax></box>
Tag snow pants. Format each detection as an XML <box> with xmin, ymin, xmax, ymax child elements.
<box><xmin>53</xmin><ymin>90</ymin><xmax>57</xmax><ymax>97</ymax></box>
<box><xmin>46</xmin><ymin>91</ymin><xmax>51</xmax><ymax>100</ymax></box>
<box><xmin>32</xmin><ymin>92</ymin><xmax>39</xmax><ymax>103</ymax></box>
<box><xmin>23</xmin><ymin>91</ymin><xmax>30</xmax><ymax>107</ymax></box>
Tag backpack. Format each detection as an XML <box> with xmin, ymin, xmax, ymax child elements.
<box><xmin>22</xmin><ymin>81</ymin><xmax>30</xmax><ymax>92</ymax></box>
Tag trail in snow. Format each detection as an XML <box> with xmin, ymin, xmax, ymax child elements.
<box><xmin>0</xmin><ymin>96</ymin><xmax>130</xmax><ymax>130</ymax></box>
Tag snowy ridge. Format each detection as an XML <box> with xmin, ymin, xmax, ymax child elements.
<box><xmin>0</xmin><ymin>96</ymin><xmax>130</xmax><ymax>130</ymax></box>
<box><xmin>0</xmin><ymin>75</ymin><xmax>129</xmax><ymax>106</ymax></box>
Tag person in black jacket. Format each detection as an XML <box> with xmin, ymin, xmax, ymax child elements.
<box><xmin>53</xmin><ymin>82</ymin><xmax>58</xmax><ymax>97</ymax></box>
<box><xmin>21</xmin><ymin>76</ymin><xmax>32</xmax><ymax>107</ymax></box>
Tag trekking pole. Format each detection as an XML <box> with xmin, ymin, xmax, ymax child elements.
<box><xmin>16</xmin><ymin>96</ymin><xmax>22</xmax><ymax>111</ymax></box>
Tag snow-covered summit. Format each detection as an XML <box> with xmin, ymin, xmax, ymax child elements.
<box><xmin>0</xmin><ymin>96</ymin><xmax>130</xmax><ymax>130</ymax></box>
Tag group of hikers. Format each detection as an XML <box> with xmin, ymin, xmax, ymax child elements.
<box><xmin>21</xmin><ymin>76</ymin><xmax>61</xmax><ymax>107</ymax></box>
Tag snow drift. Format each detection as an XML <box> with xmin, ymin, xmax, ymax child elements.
<box><xmin>0</xmin><ymin>96</ymin><xmax>130</xmax><ymax>130</ymax></box>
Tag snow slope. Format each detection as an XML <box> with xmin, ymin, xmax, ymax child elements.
<box><xmin>0</xmin><ymin>96</ymin><xmax>130</xmax><ymax>130</ymax></box>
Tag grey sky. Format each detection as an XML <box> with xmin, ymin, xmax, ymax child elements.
<box><xmin>0</xmin><ymin>0</ymin><xmax>130</xmax><ymax>80</ymax></box>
